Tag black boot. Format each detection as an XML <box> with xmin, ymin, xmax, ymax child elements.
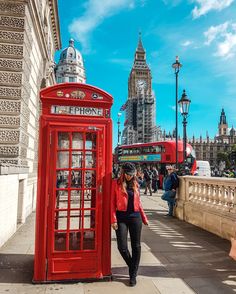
<box><xmin>129</xmin><ymin>276</ymin><xmax>137</xmax><ymax>287</ymax></box>
<box><xmin>129</xmin><ymin>265</ymin><xmax>137</xmax><ymax>287</ymax></box>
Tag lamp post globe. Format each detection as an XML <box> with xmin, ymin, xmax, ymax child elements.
<box><xmin>178</xmin><ymin>89</ymin><xmax>191</xmax><ymax>165</ymax></box>
<box><xmin>172</xmin><ymin>56</ymin><xmax>182</xmax><ymax>168</ymax></box>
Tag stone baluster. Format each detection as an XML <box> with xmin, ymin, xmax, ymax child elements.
<box><xmin>211</xmin><ymin>184</ymin><xmax>216</xmax><ymax>207</ymax></box>
<box><xmin>192</xmin><ymin>182</ymin><xmax>198</xmax><ymax>203</ymax></box>
<box><xmin>197</xmin><ymin>183</ymin><xmax>203</xmax><ymax>204</ymax></box>
<box><xmin>214</xmin><ymin>185</ymin><xmax>220</xmax><ymax>207</ymax></box>
<box><xmin>187</xmin><ymin>181</ymin><xmax>193</xmax><ymax>201</ymax></box>
<box><xmin>202</xmin><ymin>183</ymin><xmax>207</xmax><ymax>203</ymax></box>
<box><xmin>217</xmin><ymin>185</ymin><xmax>224</xmax><ymax>210</ymax></box>
<box><xmin>227</xmin><ymin>185</ymin><xmax>232</xmax><ymax>211</ymax></box>
<box><xmin>207</xmin><ymin>184</ymin><xmax>213</xmax><ymax>206</ymax></box>
<box><xmin>230</xmin><ymin>186</ymin><xmax>236</xmax><ymax>213</ymax></box>
<box><xmin>222</xmin><ymin>185</ymin><xmax>229</xmax><ymax>211</ymax></box>
<box><xmin>193</xmin><ymin>182</ymin><xmax>198</xmax><ymax>203</ymax></box>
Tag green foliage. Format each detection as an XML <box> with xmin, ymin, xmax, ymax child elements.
<box><xmin>217</xmin><ymin>151</ymin><xmax>230</xmax><ymax>168</ymax></box>
<box><xmin>231</xmin><ymin>144</ymin><xmax>236</xmax><ymax>152</ymax></box>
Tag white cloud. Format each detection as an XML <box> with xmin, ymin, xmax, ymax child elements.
<box><xmin>69</xmin><ymin>0</ymin><xmax>136</xmax><ymax>53</ymax></box>
<box><xmin>216</xmin><ymin>32</ymin><xmax>236</xmax><ymax>58</ymax></box>
<box><xmin>204</xmin><ymin>22</ymin><xmax>236</xmax><ymax>58</ymax></box>
<box><xmin>204</xmin><ymin>22</ymin><xmax>229</xmax><ymax>45</ymax></box>
<box><xmin>181</xmin><ymin>40</ymin><xmax>193</xmax><ymax>47</ymax></box>
<box><xmin>192</xmin><ymin>0</ymin><xmax>235</xmax><ymax>19</ymax></box>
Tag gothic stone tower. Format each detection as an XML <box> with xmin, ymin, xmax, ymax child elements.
<box><xmin>122</xmin><ymin>34</ymin><xmax>156</xmax><ymax>144</ymax></box>
<box><xmin>218</xmin><ymin>108</ymin><xmax>228</xmax><ymax>136</ymax></box>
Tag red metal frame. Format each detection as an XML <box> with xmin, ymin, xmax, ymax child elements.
<box><xmin>34</xmin><ymin>83</ymin><xmax>113</xmax><ymax>282</ymax></box>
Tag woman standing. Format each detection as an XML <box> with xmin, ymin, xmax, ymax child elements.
<box><xmin>111</xmin><ymin>162</ymin><xmax>148</xmax><ymax>286</ymax></box>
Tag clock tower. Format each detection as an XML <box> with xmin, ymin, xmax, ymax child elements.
<box><xmin>122</xmin><ymin>33</ymin><xmax>158</xmax><ymax>144</ymax></box>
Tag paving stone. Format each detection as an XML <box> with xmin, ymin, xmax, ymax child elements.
<box><xmin>45</xmin><ymin>283</ymin><xmax>84</xmax><ymax>294</ymax></box>
<box><xmin>84</xmin><ymin>278</ymin><xmax>161</xmax><ymax>294</ymax></box>
<box><xmin>184</xmin><ymin>276</ymin><xmax>236</xmax><ymax>294</ymax></box>
<box><xmin>0</xmin><ymin>284</ymin><xmax>45</xmax><ymax>294</ymax></box>
<box><xmin>152</xmin><ymin>277</ymin><xmax>196</xmax><ymax>294</ymax></box>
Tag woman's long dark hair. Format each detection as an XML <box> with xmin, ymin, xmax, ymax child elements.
<box><xmin>117</xmin><ymin>172</ymin><xmax>139</xmax><ymax>193</ymax></box>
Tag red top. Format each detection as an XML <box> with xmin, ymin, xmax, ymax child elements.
<box><xmin>111</xmin><ymin>179</ymin><xmax>148</xmax><ymax>225</ymax></box>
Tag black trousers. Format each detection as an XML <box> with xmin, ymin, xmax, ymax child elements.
<box><xmin>115</xmin><ymin>216</ymin><xmax>142</xmax><ymax>277</ymax></box>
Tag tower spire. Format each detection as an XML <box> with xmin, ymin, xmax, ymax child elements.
<box><xmin>137</xmin><ymin>31</ymin><xmax>144</xmax><ymax>52</ymax></box>
<box><xmin>219</xmin><ymin>108</ymin><xmax>227</xmax><ymax>125</ymax></box>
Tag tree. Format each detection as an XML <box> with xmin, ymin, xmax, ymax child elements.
<box><xmin>217</xmin><ymin>152</ymin><xmax>230</xmax><ymax>169</ymax></box>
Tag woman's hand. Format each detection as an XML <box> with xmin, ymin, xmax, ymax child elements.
<box><xmin>145</xmin><ymin>221</ymin><xmax>149</xmax><ymax>226</ymax></box>
<box><xmin>111</xmin><ymin>223</ymin><xmax>118</xmax><ymax>230</ymax></box>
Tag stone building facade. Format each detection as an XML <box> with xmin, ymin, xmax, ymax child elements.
<box><xmin>188</xmin><ymin>109</ymin><xmax>236</xmax><ymax>167</ymax></box>
<box><xmin>0</xmin><ymin>0</ymin><xmax>61</xmax><ymax>247</ymax></box>
<box><xmin>122</xmin><ymin>34</ymin><xmax>160</xmax><ymax>145</ymax></box>
<box><xmin>55</xmin><ymin>38</ymin><xmax>86</xmax><ymax>83</ymax></box>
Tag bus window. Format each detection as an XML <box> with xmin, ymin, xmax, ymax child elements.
<box><xmin>153</xmin><ymin>146</ymin><xmax>163</xmax><ymax>153</ymax></box>
<box><xmin>130</xmin><ymin>148</ymin><xmax>139</xmax><ymax>155</ymax></box>
<box><xmin>123</xmin><ymin>149</ymin><xmax>129</xmax><ymax>155</ymax></box>
<box><xmin>142</xmin><ymin>147</ymin><xmax>151</xmax><ymax>153</ymax></box>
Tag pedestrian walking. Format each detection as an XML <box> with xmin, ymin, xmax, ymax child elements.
<box><xmin>151</xmin><ymin>166</ymin><xmax>159</xmax><ymax>193</ymax></box>
<box><xmin>143</xmin><ymin>166</ymin><xmax>152</xmax><ymax>196</ymax></box>
<box><xmin>111</xmin><ymin>162</ymin><xmax>149</xmax><ymax>287</ymax></box>
<box><xmin>161</xmin><ymin>165</ymin><xmax>179</xmax><ymax>216</ymax></box>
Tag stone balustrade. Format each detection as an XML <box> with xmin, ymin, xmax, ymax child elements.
<box><xmin>175</xmin><ymin>176</ymin><xmax>236</xmax><ymax>241</ymax></box>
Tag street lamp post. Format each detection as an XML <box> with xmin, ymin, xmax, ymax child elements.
<box><xmin>172</xmin><ymin>56</ymin><xmax>182</xmax><ymax>168</ymax></box>
<box><xmin>117</xmin><ymin>112</ymin><xmax>122</xmax><ymax>145</ymax></box>
<box><xmin>178</xmin><ymin>90</ymin><xmax>191</xmax><ymax>164</ymax></box>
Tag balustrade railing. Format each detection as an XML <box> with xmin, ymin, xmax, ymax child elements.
<box><xmin>177</xmin><ymin>176</ymin><xmax>236</xmax><ymax>240</ymax></box>
<box><xmin>185</xmin><ymin>177</ymin><xmax>236</xmax><ymax>213</ymax></box>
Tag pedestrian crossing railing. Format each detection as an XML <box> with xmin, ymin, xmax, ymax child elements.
<box><xmin>176</xmin><ymin>176</ymin><xmax>236</xmax><ymax>240</ymax></box>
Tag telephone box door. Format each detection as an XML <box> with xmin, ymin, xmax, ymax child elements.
<box><xmin>47</xmin><ymin>126</ymin><xmax>104</xmax><ymax>281</ymax></box>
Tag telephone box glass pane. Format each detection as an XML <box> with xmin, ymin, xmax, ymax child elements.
<box><xmin>83</xmin><ymin>231</ymin><xmax>95</xmax><ymax>250</ymax></box>
<box><xmin>69</xmin><ymin>232</ymin><xmax>81</xmax><ymax>251</ymax></box>
<box><xmin>71</xmin><ymin>170</ymin><xmax>82</xmax><ymax>188</ymax></box>
<box><xmin>70</xmin><ymin>190</ymin><xmax>82</xmax><ymax>209</ymax></box>
<box><xmin>84</xmin><ymin>171</ymin><xmax>96</xmax><ymax>188</ymax></box>
<box><xmin>58</xmin><ymin>132</ymin><xmax>69</xmax><ymax>149</ymax></box>
<box><xmin>56</xmin><ymin>190</ymin><xmax>68</xmax><ymax>209</ymax></box>
<box><xmin>71</xmin><ymin>151</ymin><xmax>83</xmax><ymax>168</ymax></box>
<box><xmin>72</xmin><ymin>133</ymin><xmax>83</xmax><ymax>149</ymax></box>
<box><xmin>84</xmin><ymin>190</ymin><xmax>96</xmax><ymax>209</ymax></box>
<box><xmin>57</xmin><ymin>151</ymin><xmax>69</xmax><ymax>168</ymax></box>
<box><xmin>55</xmin><ymin>211</ymin><xmax>67</xmax><ymax>230</ymax></box>
<box><xmin>56</xmin><ymin>171</ymin><xmax>69</xmax><ymax>188</ymax></box>
<box><xmin>70</xmin><ymin>210</ymin><xmax>82</xmax><ymax>230</ymax></box>
<box><xmin>55</xmin><ymin>232</ymin><xmax>66</xmax><ymax>251</ymax></box>
<box><xmin>85</xmin><ymin>133</ymin><xmax>96</xmax><ymax>149</ymax></box>
<box><xmin>84</xmin><ymin>210</ymin><xmax>96</xmax><ymax>229</ymax></box>
<box><xmin>85</xmin><ymin>152</ymin><xmax>96</xmax><ymax>168</ymax></box>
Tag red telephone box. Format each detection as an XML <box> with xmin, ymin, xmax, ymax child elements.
<box><xmin>33</xmin><ymin>83</ymin><xmax>113</xmax><ymax>282</ymax></box>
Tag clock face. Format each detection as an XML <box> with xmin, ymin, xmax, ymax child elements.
<box><xmin>136</xmin><ymin>79</ymin><xmax>147</xmax><ymax>90</ymax></box>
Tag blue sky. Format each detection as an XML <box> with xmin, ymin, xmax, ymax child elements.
<box><xmin>56</xmin><ymin>0</ymin><xmax>236</xmax><ymax>147</ymax></box>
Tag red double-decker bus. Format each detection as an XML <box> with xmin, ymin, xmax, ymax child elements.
<box><xmin>114</xmin><ymin>140</ymin><xmax>196</xmax><ymax>175</ymax></box>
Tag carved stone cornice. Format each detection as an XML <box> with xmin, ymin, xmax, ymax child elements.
<box><xmin>48</xmin><ymin>0</ymin><xmax>61</xmax><ymax>50</ymax></box>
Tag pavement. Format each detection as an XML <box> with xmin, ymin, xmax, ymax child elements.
<box><xmin>0</xmin><ymin>190</ymin><xmax>236</xmax><ymax>293</ymax></box>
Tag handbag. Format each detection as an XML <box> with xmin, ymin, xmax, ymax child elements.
<box><xmin>229</xmin><ymin>237</ymin><xmax>236</xmax><ymax>261</ymax></box>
